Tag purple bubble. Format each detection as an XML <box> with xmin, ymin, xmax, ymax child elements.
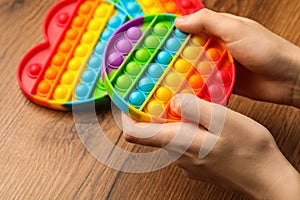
<box><xmin>115</xmin><ymin>39</ymin><xmax>133</xmax><ymax>54</ymax></box>
<box><xmin>108</xmin><ymin>52</ymin><xmax>124</xmax><ymax>67</ymax></box>
<box><xmin>126</xmin><ymin>27</ymin><xmax>142</xmax><ymax>41</ymax></box>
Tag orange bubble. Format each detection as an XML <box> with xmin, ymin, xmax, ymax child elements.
<box><xmin>37</xmin><ymin>80</ymin><xmax>51</xmax><ymax>94</ymax></box>
<box><xmin>72</xmin><ymin>16</ymin><xmax>85</xmax><ymax>28</ymax></box>
<box><xmin>155</xmin><ymin>86</ymin><xmax>173</xmax><ymax>102</ymax></box>
<box><xmin>79</xmin><ymin>3</ymin><xmax>92</xmax><ymax>15</ymax></box>
<box><xmin>165</xmin><ymin>2</ymin><xmax>177</xmax><ymax>13</ymax></box>
<box><xmin>206</xmin><ymin>48</ymin><xmax>221</xmax><ymax>62</ymax></box>
<box><xmin>66</xmin><ymin>29</ymin><xmax>78</xmax><ymax>40</ymax></box>
<box><xmin>59</xmin><ymin>41</ymin><xmax>72</xmax><ymax>53</ymax></box>
<box><xmin>52</xmin><ymin>54</ymin><xmax>65</xmax><ymax>66</ymax></box>
<box><xmin>197</xmin><ymin>61</ymin><xmax>214</xmax><ymax>76</ymax></box>
<box><xmin>45</xmin><ymin>67</ymin><xmax>58</xmax><ymax>80</ymax></box>
<box><xmin>188</xmin><ymin>73</ymin><xmax>203</xmax><ymax>89</ymax></box>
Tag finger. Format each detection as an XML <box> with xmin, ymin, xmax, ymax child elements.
<box><xmin>122</xmin><ymin>112</ymin><xmax>206</xmax><ymax>151</ymax></box>
<box><xmin>175</xmin><ymin>8</ymin><xmax>245</xmax><ymax>41</ymax></box>
<box><xmin>122</xmin><ymin>112</ymin><xmax>178</xmax><ymax>147</ymax></box>
<box><xmin>170</xmin><ymin>94</ymin><xmax>227</xmax><ymax>134</ymax></box>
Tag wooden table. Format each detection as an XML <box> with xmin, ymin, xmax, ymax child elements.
<box><xmin>0</xmin><ymin>0</ymin><xmax>299</xmax><ymax>199</ymax></box>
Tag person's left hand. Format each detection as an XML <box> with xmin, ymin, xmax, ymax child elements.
<box><xmin>122</xmin><ymin>94</ymin><xmax>300</xmax><ymax>199</ymax></box>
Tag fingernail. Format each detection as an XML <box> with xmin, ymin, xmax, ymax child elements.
<box><xmin>175</xmin><ymin>15</ymin><xmax>189</xmax><ymax>23</ymax></box>
<box><xmin>170</xmin><ymin>96</ymin><xmax>180</xmax><ymax>114</ymax></box>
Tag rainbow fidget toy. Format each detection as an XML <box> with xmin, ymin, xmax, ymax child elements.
<box><xmin>102</xmin><ymin>14</ymin><xmax>236</xmax><ymax>122</ymax></box>
<box><xmin>17</xmin><ymin>0</ymin><xmax>205</xmax><ymax>110</ymax></box>
<box><xmin>17</xmin><ymin>0</ymin><xmax>130</xmax><ymax>110</ymax></box>
<box><xmin>112</xmin><ymin>0</ymin><xmax>205</xmax><ymax>18</ymax></box>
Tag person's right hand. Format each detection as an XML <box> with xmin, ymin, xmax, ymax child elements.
<box><xmin>175</xmin><ymin>9</ymin><xmax>300</xmax><ymax>108</ymax></box>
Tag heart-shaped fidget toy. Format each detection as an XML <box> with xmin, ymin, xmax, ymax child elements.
<box><xmin>17</xmin><ymin>0</ymin><xmax>129</xmax><ymax>110</ymax></box>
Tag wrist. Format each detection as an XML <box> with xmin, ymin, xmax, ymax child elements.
<box><xmin>281</xmin><ymin>42</ymin><xmax>300</xmax><ymax>108</ymax></box>
<box><xmin>244</xmin><ymin>145</ymin><xmax>300</xmax><ymax>199</ymax></box>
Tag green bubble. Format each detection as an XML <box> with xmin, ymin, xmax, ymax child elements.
<box><xmin>116</xmin><ymin>74</ymin><xmax>132</xmax><ymax>90</ymax></box>
<box><xmin>144</xmin><ymin>35</ymin><xmax>160</xmax><ymax>49</ymax></box>
<box><xmin>125</xmin><ymin>61</ymin><xmax>141</xmax><ymax>76</ymax></box>
<box><xmin>135</xmin><ymin>49</ymin><xmax>150</xmax><ymax>62</ymax></box>
<box><xmin>153</xmin><ymin>22</ymin><xmax>169</xmax><ymax>36</ymax></box>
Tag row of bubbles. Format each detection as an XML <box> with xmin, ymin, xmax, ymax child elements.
<box><xmin>36</xmin><ymin>2</ymin><xmax>98</xmax><ymax>99</ymax></box>
<box><xmin>74</xmin><ymin>3</ymin><xmax>128</xmax><ymax>101</ymax></box>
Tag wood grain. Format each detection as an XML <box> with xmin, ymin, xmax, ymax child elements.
<box><xmin>0</xmin><ymin>0</ymin><xmax>299</xmax><ymax>199</ymax></box>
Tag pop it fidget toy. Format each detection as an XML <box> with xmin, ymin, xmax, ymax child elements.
<box><xmin>102</xmin><ymin>14</ymin><xmax>236</xmax><ymax>122</ymax></box>
<box><xmin>112</xmin><ymin>0</ymin><xmax>205</xmax><ymax>18</ymax></box>
<box><xmin>17</xmin><ymin>0</ymin><xmax>129</xmax><ymax>110</ymax></box>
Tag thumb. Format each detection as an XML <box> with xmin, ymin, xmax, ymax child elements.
<box><xmin>170</xmin><ymin>94</ymin><xmax>227</xmax><ymax>133</ymax></box>
<box><xmin>175</xmin><ymin>8</ymin><xmax>241</xmax><ymax>41</ymax></box>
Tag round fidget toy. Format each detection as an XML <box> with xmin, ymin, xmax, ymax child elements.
<box><xmin>103</xmin><ymin>14</ymin><xmax>236</xmax><ymax>122</ymax></box>
<box><xmin>17</xmin><ymin>0</ymin><xmax>129</xmax><ymax>110</ymax></box>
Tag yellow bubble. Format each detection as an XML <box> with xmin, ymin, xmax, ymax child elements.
<box><xmin>142</xmin><ymin>0</ymin><xmax>153</xmax><ymax>6</ymax></box>
<box><xmin>75</xmin><ymin>45</ymin><xmax>88</xmax><ymax>57</ymax></box>
<box><xmin>68</xmin><ymin>59</ymin><xmax>81</xmax><ymax>71</ymax></box>
<box><xmin>165</xmin><ymin>72</ymin><xmax>182</xmax><ymax>88</ymax></box>
<box><xmin>88</xmin><ymin>19</ymin><xmax>101</xmax><ymax>31</ymax></box>
<box><xmin>155</xmin><ymin>86</ymin><xmax>173</xmax><ymax>101</ymax></box>
<box><xmin>146</xmin><ymin>100</ymin><xmax>164</xmax><ymax>116</ymax></box>
<box><xmin>174</xmin><ymin>58</ymin><xmax>190</xmax><ymax>73</ymax></box>
<box><xmin>183</xmin><ymin>46</ymin><xmax>200</xmax><ymax>60</ymax></box>
<box><xmin>61</xmin><ymin>72</ymin><xmax>75</xmax><ymax>85</ymax></box>
<box><xmin>192</xmin><ymin>35</ymin><xmax>207</xmax><ymax>46</ymax></box>
<box><xmin>95</xmin><ymin>5</ymin><xmax>108</xmax><ymax>18</ymax></box>
<box><xmin>82</xmin><ymin>32</ymin><xmax>94</xmax><ymax>44</ymax></box>
<box><xmin>54</xmin><ymin>85</ymin><xmax>68</xmax><ymax>100</ymax></box>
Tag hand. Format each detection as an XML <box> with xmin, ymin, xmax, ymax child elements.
<box><xmin>175</xmin><ymin>9</ymin><xmax>300</xmax><ymax>108</ymax></box>
<box><xmin>122</xmin><ymin>94</ymin><xmax>300</xmax><ymax>199</ymax></box>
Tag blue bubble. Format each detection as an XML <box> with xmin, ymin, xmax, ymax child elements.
<box><xmin>166</xmin><ymin>37</ymin><xmax>181</xmax><ymax>52</ymax></box>
<box><xmin>82</xmin><ymin>69</ymin><xmax>95</xmax><ymax>83</ymax></box>
<box><xmin>95</xmin><ymin>43</ymin><xmax>105</xmax><ymax>54</ymax></box>
<box><xmin>129</xmin><ymin>91</ymin><xmax>145</xmax><ymax>106</ymax></box>
<box><xmin>156</xmin><ymin>50</ymin><xmax>172</xmax><ymax>65</ymax></box>
<box><xmin>138</xmin><ymin>76</ymin><xmax>155</xmax><ymax>92</ymax></box>
<box><xmin>174</xmin><ymin>29</ymin><xmax>187</xmax><ymax>38</ymax></box>
<box><xmin>127</xmin><ymin>2</ymin><xmax>138</xmax><ymax>12</ymax></box>
<box><xmin>76</xmin><ymin>83</ymin><xmax>89</xmax><ymax>98</ymax></box>
<box><xmin>88</xmin><ymin>56</ymin><xmax>102</xmax><ymax>69</ymax></box>
<box><xmin>101</xmin><ymin>29</ymin><xmax>113</xmax><ymax>40</ymax></box>
<box><xmin>108</xmin><ymin>16</ymin><xmax>121</xmax><ymax>28</ymax></box>
<box><xmin>147</xmin><ymin>63</ymin><xmax>164</xmax><ymax>78</ymax></box>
